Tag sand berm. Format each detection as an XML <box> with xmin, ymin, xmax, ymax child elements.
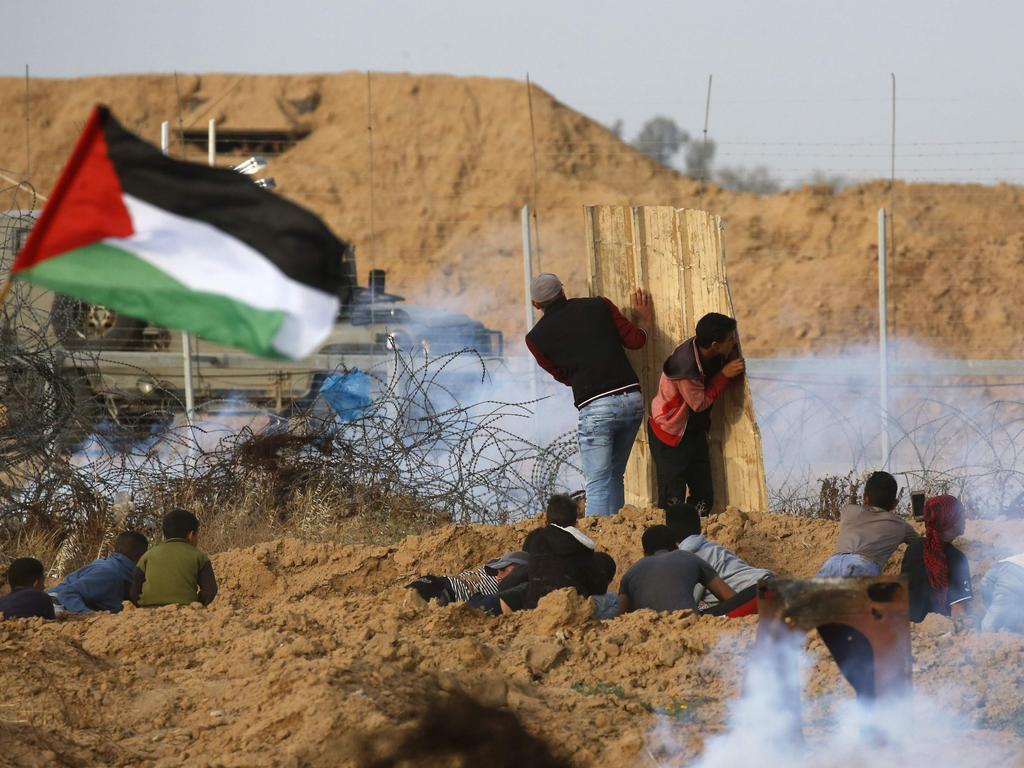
<box><xmin>3</xmin><ymin>507</ymin><xmax>1024</xmax><ymax>766</ymax></box>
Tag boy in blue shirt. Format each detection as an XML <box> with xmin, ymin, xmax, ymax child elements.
<box><xmin>0</xmin><ymin>558</ymin><xmax>55</xmax><ymax>620</ymax></box>
<box><xmin>50</xmin><ymin>531</ymin><xmax>148</xmax><ymax>614</ymax></box>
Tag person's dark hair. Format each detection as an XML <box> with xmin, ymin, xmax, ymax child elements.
<box><xmin>642</xmin><ymin>525</ymin><xmax>679</xmax><ymax>556</ymax></box>
<box><xmin>863</xmin><ymin>471</ymin><xmax>899</xmax><ymax>511</ymax></box>
<box><xmin>695</xmin><ymin>312</ymin><xmax>737</xmax><ymax>348</ymax></box>
<box><xmin>593</xmin><ymin>551</ymin><xmax>617</xmax><ymax>592</ymax></box>
<box><xmin>7</xmin><ymin>557</ymin><xmax>44</xmax><ymax>589</ymax></box>
<box><xmin>545</xmin><ymin>494</ymin><xmax>578</xmax><ymax>527</ymax></box>
<box><xmin>114</xmin><ymin>531</ymin><xmax>149</xmax><ymax>561</ymax></box>
<box><xmin>162</xmin><ymin>509</ymin><xmax>200</xmax><ymax>540</ymax></box>
<box><xmin>665</xmin><ymin>502</ymin><xmax>701</xmax><ymax>541</ymax></box>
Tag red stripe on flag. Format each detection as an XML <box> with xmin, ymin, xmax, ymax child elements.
<box><xmin>13</xmin><ymin>105</ymin><xmax>133</xmax><ymax>274</ymax></box>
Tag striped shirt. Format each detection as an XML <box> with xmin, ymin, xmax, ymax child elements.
<box><xmin>446</xmin><ymin>567</ymin><xmax>500</xmax><ymax>601</ymax></box>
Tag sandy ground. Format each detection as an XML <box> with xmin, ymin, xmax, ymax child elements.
<box><xmin>2</xmin><ymin>506</ymin><xmax>1023</xmax><ymax>767</ymax></box>
<box><xmin>1</xmin><ymin>72</ymin><xmax>1023</xmax><ymax>766</ymax></box>
<box><xmin>2</xmin><ymin>73</ymin><xmax>1024</xmax><ymax>358</ymax></box>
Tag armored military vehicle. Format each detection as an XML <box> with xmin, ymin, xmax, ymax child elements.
<box><xmin>0</xmin><ymin>214</ymin><xmax>502</xmax><ymax>434</ymax></box>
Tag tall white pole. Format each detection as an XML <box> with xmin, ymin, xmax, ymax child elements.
<box><xmin>521</xmin><ymin>205</ymin><xmax>535</xmax><ymax>333</ymax></box>
<box><xmin>521</xmin><ymin>204</ymin><xmax>539</xmax><ymax>408</ymax></box>
<box><xmin>208</xmin><ymin>118</ymin><xmax>216</xmax><ymax>167</ymax></box>
<box><xmin>878</xmin><ymin>208</ymin><xmax>890</xmax><ymax>467</ymax></box>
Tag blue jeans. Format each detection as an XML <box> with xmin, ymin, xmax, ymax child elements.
<box><xmin>591</xmin><ymin>592</ymin><xmax>620</xmax><ymax>619</ymax></box>
<box><xmin>816</xmin><ymin>553</ymin><xmax>881</xmax><ymax>578</ymax></box>
<box><xmin>577</xmin><ymin>390</ymin><xmax>643</xmax><ymax>517</ymax></box>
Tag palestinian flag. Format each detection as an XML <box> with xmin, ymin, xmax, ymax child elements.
<box><xmin>12</xmin><ymin>105</ymin><xmax>351</xmax><ymax>359</ymax></box>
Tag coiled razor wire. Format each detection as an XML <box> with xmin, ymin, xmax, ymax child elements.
<box><xmin>5</xmin><ymin>170</ymin><xmax>1024</xmax><ymax>559</ymax></box>
<box><xmin>0</xmin><ymin>190</ymin><xmax>582</xmax><ymax>547</ymax></box>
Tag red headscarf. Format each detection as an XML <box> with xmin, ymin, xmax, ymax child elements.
<box><xmin>922</xmin><ymin>495</ymin><xmax>965</xmax><ymax>604</ymax></box>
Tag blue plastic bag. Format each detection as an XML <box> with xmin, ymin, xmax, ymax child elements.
<box><xmin>320</xmin><ymin>370</ymin><xmax>372</xmax><ymax>421</ymax></box>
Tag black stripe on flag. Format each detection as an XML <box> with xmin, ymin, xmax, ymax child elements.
<box><xmin>99</xmin><ymin>107</ymin><xmax>353</xmax><ymax>299</ymax></box>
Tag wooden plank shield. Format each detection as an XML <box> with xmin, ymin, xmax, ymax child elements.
<box><xmin>584</xmin><ymin>205</ymin><xmax>769</xmax><ymax>513</ymax></box>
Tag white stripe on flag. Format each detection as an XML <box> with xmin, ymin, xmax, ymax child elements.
<box><xmin>106</xmin><ymin>194</ymin><xmax>340</xmax><ymax>358</ymax></box>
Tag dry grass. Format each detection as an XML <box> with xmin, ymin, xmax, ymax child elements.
<box><xmin>1</xmin><ymin>466</ymin><xmax>447</xmax><ymax>583</ymax></box>
<box><xmin>0</xmin><ymin>527</ymin><xmax>63</xmax><ymax>575</ymax></box>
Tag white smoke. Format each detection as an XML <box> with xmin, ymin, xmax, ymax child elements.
<box><xmin>689</xmin><ymin>632</ymin><xmax>1016</xmax><ymax>768</ymax></box>
<box><xmin>747</xmin><ymin>338</ymin><xmax>1024</xmax><ymax>519</ymax></box>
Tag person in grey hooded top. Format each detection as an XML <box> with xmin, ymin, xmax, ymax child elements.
<box><xmin>980</xmin><ymin>553</ymin><xmax>1024</xmax><ymax>633</ymax></box>
<box><xmin>666</xmin><ymin>503</ymin><xmax>772</xmax><ymax>615</ymax></box>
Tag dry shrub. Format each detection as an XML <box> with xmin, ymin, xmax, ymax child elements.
<box><xmin>1</xmin><ymin>349</ymin><xmax>577</xmax><ymax>570</ymax></box>
<box><xmin>0</xmin><ymin>526</ymin><xmax>63</xmax><ymax>576</ymax></box>
<box><xmin>816</xmin><ymin>471</ymin><xmax>863</xmax><ymax>520</ymax></box>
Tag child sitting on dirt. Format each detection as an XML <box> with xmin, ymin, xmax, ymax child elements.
<box><xmin>502</xmin><ymin>494</ymin><xmax>613</xmax><ymax>612</ymax></box>
<box><xmin>817</xmin><ymin>471</ymin><xmax>916</xmax><ymax>577</ymax></box>
<box><xmin>0</xmin><ymin>557</ymin><xmax>55</xmax><ymax>620</ymax></box>
<box><xmin>665</xmin><ymin>502</ymin><xmax>772</xmax><ymax>617</ymax></box>
<box><xmin>617</xmin><ymin>525</ymin><xmax>736</xmax><ymax>615</ymax></box>
<box><xmin>130</xmin><ymin>510</ymin><xmax>218</xmax><ymax>607</ymax></box>
<box><xmin>900</xmin><ymin>495</ymin><xmax>973</xmax><ymax>623</ymax></box>
<box><xmin>980</xmin><ymin>552</ymin><xmax>1024</xmax><ymax>633</ymax></box>
<box><xmin>49</xmin><ymin>531</ymin><xmax>149</xmax><ymax>614</ymax></box>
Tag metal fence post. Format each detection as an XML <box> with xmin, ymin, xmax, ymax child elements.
<box><xmin>522</xmin><ymin>205</ymin><xmax>535</xmax><ymax>333</ymax></box>
<box><xmin>878</xmin><ymin>208</ymin><xmax>890</xmax><ymax>467</ymax></box>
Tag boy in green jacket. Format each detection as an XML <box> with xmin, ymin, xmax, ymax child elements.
<box><xmin>131</xmin><ymin>509</ymin><xmax>218</xmax><ymax>607</ymax></box>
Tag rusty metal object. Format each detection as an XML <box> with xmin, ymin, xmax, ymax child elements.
<box><xmin>757</xmin><ymin>577</ymin><xmax>912</xmax><ymax>701</ymax></box>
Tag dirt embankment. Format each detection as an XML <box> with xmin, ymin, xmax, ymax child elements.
<box><xmin>2</xmin><ymin>73</ymin><xmax>1024</xmax><ymax>357</ymax></box>
<box><xmin>2</xmin><ymin>507</ymin><xmax>1023</xmax><ymax>767</ymax></box>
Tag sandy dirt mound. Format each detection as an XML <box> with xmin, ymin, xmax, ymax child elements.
<box><xmin>2</xmin><ymin>507</ymin><xmax>1023</xmax><ymax>767</ymax></box>
<box><xmin>2</xmin><ymin>73</ymin><xmax>1024</xmax><ymax>357</ymax></box>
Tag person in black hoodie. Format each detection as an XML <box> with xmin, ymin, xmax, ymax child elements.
<box><xmin>502</xmin><ymin>495</ymin><xmax>612</xmax><ymax>612</ymax></box>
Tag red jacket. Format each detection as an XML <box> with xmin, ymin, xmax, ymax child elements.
<box><xmin>649</xmin><ymin>339</ymin><xmax>730</xmax><ymax>446</ymax></box>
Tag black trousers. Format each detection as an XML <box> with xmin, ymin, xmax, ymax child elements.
<box><xmin>647</xmin><ymin>422</ymin><xmax>713</xmax><ymax>514</ymax></box>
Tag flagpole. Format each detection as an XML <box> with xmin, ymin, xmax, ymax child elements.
<box><xmin>162</xmin><ymin>121</ymin><xmax>196</xmax><ymax>426</ymax></box>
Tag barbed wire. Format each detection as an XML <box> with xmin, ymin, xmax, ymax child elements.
<box><xmin>0</xmin><ymin>200</ymin><xmax>581</xmax><ymax>559</ymax></box>
<box><xmin>752</xmin><ymin>377</ymin><xmax>1024</xmax><ymax>519</ymax></box>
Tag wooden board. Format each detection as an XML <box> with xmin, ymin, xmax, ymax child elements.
<box><xmin>585</xmin><ymin>205</ymin><xmax>769</xmax><ymax>513</ymax></box>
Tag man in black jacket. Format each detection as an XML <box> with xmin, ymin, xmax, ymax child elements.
<box><xmin>504</xmin><ymin>494</ymin><xmax>614</xmax><ymax>611</ymax></box>
<box><xmin>525</xmin><ymin>273</ymin><xmax>652</xmax><ymax>517</ymax></box>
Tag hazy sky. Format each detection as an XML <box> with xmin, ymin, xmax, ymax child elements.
<box><xmin>5</xmin><ymin>1</ymin><xmax>1023</xmax><ymax>186</ymax></box>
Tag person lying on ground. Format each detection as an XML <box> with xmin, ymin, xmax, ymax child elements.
<box><xmin>0</xmin><ymin>557</ymin><xmax>55</xmax><ymax>620</ymax></box>
<box><xmin>491</xmin><ymin>550</ymin><xmax>617</xmax><ymax>618</ymax></box>
<box><xmin>501</xmin><ymin>494</ymin><xmax>614</xmax><ymax>612</ymax></box>
<box><xmin>980</xmin><ymin>552</ymin><xmax>1024</xmax><ymax>633</ymax></box>
<box><xmin>130</xmin><ymin>509</ymin><xmax>217</xmax><ymax>607</ymax></box>
<box><xmin>647</xmin><ymin>312</ymin><xmax>745</xmax><ymax>514</ymax></box>
<box><xmin>406</xmin><ymin>550</ymin><xmax>530</xmax><ymax>606</ymax></box>
<box><xmin>900</xmin><ymin>495</ymin><xmax>972</xmax><ymax>624</ymax></box>
<box><xmin>49</xmin><ymin>531</ymin><xmax>149</xmax><ymax>615</ymax></box>
<box><xmin>665</xmin><ymin>502</ymin><xmax>772</xmax><ymax>617</ymax></box>
<box><xmin>817</xmin><ymin>471</ymin><xmax>916</xmax><ymax>577</ymax></box>
<box><xmin>616</xmin><ymin>525</ymin><xmax>735</xmax><ymax>615</ymax></box>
